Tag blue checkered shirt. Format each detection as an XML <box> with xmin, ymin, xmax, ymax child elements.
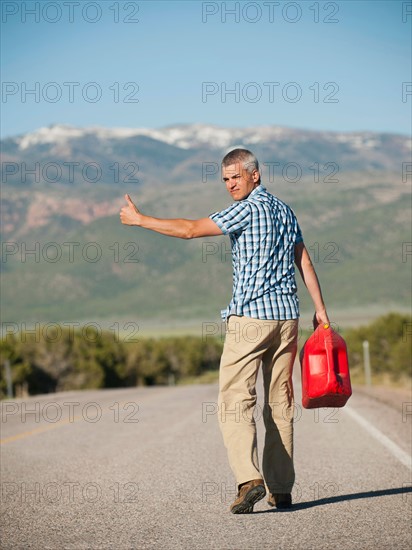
<box><xmin>209</xmin><ymin>184</ymin><xmax>303</xmax><ymax>321</ymax></box>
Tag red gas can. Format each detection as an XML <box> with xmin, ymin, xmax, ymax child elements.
<box><xmin>300</xmin><ymin>324</ymin><xmax>352</xmax><ymax>409</ymax></box>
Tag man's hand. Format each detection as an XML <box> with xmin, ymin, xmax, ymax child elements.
<box><xmin>120</xmin><ymin>194</ymin><xmax>141</xmax><ymax>226</ymax></box>
<box><xmin>313</xmin><ymin>310</ymin><xmax>330</xmax><ymax>330</ymax></box>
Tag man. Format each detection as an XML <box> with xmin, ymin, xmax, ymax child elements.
<box><xmin>120</xmin><ymin>148</ymin><xmax>329</xmax><ymax>514</ymax></box>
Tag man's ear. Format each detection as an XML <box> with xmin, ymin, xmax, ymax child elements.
<box><xmin>252</xmin><ymin>169</ymin><xmax>260</xmax><ymax>183</ymax></box>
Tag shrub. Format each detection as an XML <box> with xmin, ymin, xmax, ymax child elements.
<box><xmin>343</xmin><ymin>313</ymin><xmax>411</xmax><ymax>380</ymax></box>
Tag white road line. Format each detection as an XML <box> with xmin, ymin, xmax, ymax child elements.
<box><xmin>344</xmin><ymin>405</ymin><xmax>412</xmax><ymax>471</ymax></box>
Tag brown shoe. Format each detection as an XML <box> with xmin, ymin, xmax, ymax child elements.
<box><xmin>230</xmin><ymin>479</ymin><xmax>266</xmax><ymax>514</ymax></box>
<box><xmin>268</xmin><ymin>493</ymin><xmax>292</xmax><ymax>509</ymax></box>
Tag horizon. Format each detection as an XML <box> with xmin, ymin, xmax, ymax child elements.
<box><xmin>3</xmin><ymin>121</ymin><xmax>411</xmax><ymax>141</ymax></box>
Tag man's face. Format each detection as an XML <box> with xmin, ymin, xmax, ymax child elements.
<box><xmin>222</xmin><ymin>163</ymin><xmax>260</xmax><ymax>201</ymax></box>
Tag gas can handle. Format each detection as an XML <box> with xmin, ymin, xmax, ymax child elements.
<box><xmin>323</xmin><ymin>325</ymin><xmax>339</xmax><ymax>387</ymax></box>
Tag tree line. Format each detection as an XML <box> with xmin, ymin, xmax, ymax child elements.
<box><xmin>0</xmin><ymin>327</ymin><xmax>223</xmax><ymax>398</ymax></box>
<box><xmin>1</xmin><ymin>312</ymin><xmax>410</xmax><ymax>398</ymax></box>
<box><xmin>343</xmin><ymin>313</ymin><xmax>411</xmax><ymax>381</ymax></box>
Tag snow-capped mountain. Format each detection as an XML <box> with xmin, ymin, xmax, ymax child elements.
<box><xmin>1</xmin><ymin>124</ymin><xmax>410</xmax><ymax>324</ymax></box>
<box><xmin>7</xmin><ymin>122</ymin><xmax>411</xmax><ymax>153</ymax></box>
<box><xmin>1</xmin><ymin>123</ymin><xmax>410</xmax><ymax>186</ymax></box>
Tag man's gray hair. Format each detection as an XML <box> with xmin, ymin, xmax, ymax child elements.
<box><xmin>221</xmin><ymin>149</ymin><xmax>260</xmax><ymax>175</ymax></box>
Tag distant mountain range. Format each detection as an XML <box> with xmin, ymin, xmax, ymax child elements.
<box><xmin>4</xmin><ymin>123</ymin><xmax>410</xmax><ymax>152</ymax></box>
<box><xmin>2</xmin><ymin>123</ymin><xmax>410</xmax><ymax>174</ymax></box>
<box><xmin>1</xmin><ymin>123</ymin><xmax>411</xmax><ymax>332</ymax></box>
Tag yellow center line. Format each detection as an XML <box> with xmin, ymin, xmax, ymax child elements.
<box><xmin>0</xmin><ymin>414</ymin><xmax>84</xmax><ymax>445</ymax></box>
<box><xmin>0</xmin><ymin>398</ymin><xmax>138</xmax><ymax>445</ymax></box>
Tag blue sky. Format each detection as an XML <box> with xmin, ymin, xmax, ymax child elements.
<box><xmin>1</xmin><ymin>0</ymin><xmax>411</xmax><ymax>137</ymax></box>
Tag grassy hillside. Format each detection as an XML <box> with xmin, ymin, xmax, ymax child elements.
<box><xmin>1</xmin><ymin>171</ymin><xmax>410</xmax><ymax>331</ymax></box>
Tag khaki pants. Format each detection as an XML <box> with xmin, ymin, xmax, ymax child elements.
<box><xmin>218</xmin><ymin>315</ymin><xmax>298</xmax><ymax>494</ymax></box>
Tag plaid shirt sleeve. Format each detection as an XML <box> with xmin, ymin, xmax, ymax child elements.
<box><xmin>208</xmin><ymin>202</ymin><xmax>251</xmax><ymax>235</ymax></box>
<box><xmin>296</xmin><ymin>221</ymin><xmax>303</xmax><ymax>244</ymax></box>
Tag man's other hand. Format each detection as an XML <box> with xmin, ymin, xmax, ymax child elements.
<box><xmin>120</xmin><ymin>194</ymin><xmax>140</xmax><ymax>226</ymax></box>
<box><xmin>313</xmin><ymin>310</ymin><xmax>330</xmax><ymax>330</ymax></box>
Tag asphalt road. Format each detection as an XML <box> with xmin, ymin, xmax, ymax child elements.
<box><xmin>1</xmin><ymin>371</ymin><xmax>411</xmax><ymax>550</ymax></box>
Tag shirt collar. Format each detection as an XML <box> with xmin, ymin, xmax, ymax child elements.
<box><xmin>248</xmin><ymin>184</ymin><xmax>265</xmax><ymax>198</ymax></box>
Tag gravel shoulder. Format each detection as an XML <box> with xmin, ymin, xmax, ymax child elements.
<box><xmin>352</xmin><ymin>382</ymin><xmax>412</xmax><ymax>413</ymax></box>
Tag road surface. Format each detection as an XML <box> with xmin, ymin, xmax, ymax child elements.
<box><xmin>1</xmin><ymin>372</ymin><xmax>411</xmax><ymax>549</ymax></box>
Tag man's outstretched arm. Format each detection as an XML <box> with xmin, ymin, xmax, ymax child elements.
<box><xmin>294</xmin><ymin>241</ymin><xmax>330</xmax><ymax>328</ymax></box>
<box><xmin>120</xmin><ymin>194</ymin><xmax>223</xmax><ymax>239</ymax></box>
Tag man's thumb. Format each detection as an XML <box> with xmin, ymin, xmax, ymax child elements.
<box><xmin>125</xmin><ymin>193</ymin><xmax>134</xmax><ymax>205</ymax></box>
